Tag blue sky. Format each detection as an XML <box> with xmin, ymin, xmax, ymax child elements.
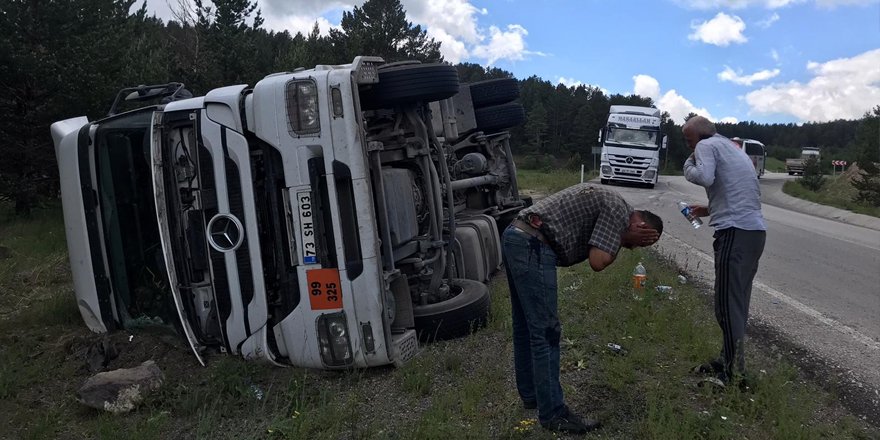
<box><xmin>142</xmin><ymin>0</ymin><xmax>880</xmax><ymax>124</ymax></box>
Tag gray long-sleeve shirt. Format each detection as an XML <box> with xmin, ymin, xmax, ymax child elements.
<box><xmin>684</xmin><ymin>134</ymin><xmax>766</xmax><ymax>231</ymax></box>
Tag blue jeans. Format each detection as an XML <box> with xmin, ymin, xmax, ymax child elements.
<box><xmin>502</xmin><ymin>226</ymin><xmax>564</xmax><ymax>424</ymax></box>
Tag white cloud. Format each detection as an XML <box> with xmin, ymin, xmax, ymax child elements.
<box><xmin>688</xmin><ymin>13</ymin><xmax>748</xmax><ymax>46</ymax></box>
<box><xmin>719</xmin><ymin>116</ymin><xmax>740</xmax><ymax>123</ymax></box>
<box><xmin>770</xmin><ymin>49</ymin><xmax>780</xmax><ymax>62</ymax></box>
<box><xmin>471</xmin><ymin>24</ymin><xmax>544</xmax><ymax>66</ymax></box>
<box><xmin>673</xmin><ymin>0</ymin><xmax>799</xmax><ymax>9</ymax></box>
<box><xmin>673</xmin><ymin>0</ymin><xmax>877</xmax><ymax>8</ymax></box>
<box><xmin>756</xmin><ymin>12</ymin><xmax>780</xmax><ymax>28</ymax></box>
<box><xmin>263</xmin><ymin>15</ymin><xmax>340</xmax><ymax>36</ymax></box>
<box><xmin>426</xmin><ymin>28</ymin><xmax>470</xmax><ymax>63</ymax></box>
<box><xmin>633</xmin><ymin>74</ymin><xmax>661</xmax><ymax>101</ymax></box>
<box><xmin>256</xmin><ymin>0</ymin><xmax>537</xmax><ymax>66</ymax></box>
<box><xmin>557</xmin><ymin>77</ymin><xmax>607</xmax><ymax>94</ymax></box>
<box><xmin>658</xmin><ymin>90</ymin><xmax>717</xmax><ymax>123</ymax></box>
<box><xmin>745</xmin><ymin>48</ymin><xmax>880</xmax><ymax>122</ymax></box>
<box><xmin>717</xmin><ymin>66</ymin><xmax>781</xmax><ymax>85</ymax></box>
<box><xmin>260</xmin><ymin>0</ymin><xmax>350</xmax><ymax>17</ymax></box>
<box><xmin>557</xmin><ymin>77</ymin><xmax>584</xmax><ymax>88</ymax></box>
<box><xmin>631</xmin><ymin>74</ymin><xmax>737</xmax><ymax>123</ymax></box>
<box><xmin>403</xmin><ymin>0</ymin><xmax>484</xmax><ymax>44</ymax></box>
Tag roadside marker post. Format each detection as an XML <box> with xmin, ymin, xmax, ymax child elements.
<box><xmin>832</xmin><ymin>160</ymin><xmax>847</xmax><ymax>175</ymax></box>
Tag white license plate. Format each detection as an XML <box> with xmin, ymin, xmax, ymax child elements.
<box><xmin>296</xmin><ymin>191</ymin><xmax>317</xmax><ymax>264</ymax></box>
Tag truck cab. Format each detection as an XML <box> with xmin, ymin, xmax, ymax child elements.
<box><xmin>50</xmin><ymin>57</ymin><xmax>526</xmax><ymax>369</ymax></box>
<box><xmin>598</xmin><ymin>105</ymin><xmax>665</xmax><ymax>189</ymax></box>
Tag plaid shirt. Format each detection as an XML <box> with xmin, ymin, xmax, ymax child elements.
<box><xmin>519</xmin><ymin>184</ymin><xmax>633</xmax><ymax>267</ymax></box>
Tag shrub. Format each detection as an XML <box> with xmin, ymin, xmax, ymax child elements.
<box><xmin>563</xmin><ymin>152</ymin><xmax>583</xmax><ymax>171</ymax></box>
<box><xmin>798</xmin><ymin>155</ymin><xmax>825</xmax><ymax>191</ymax></box>
<box><xmin>519</xmin><ymin>154</ymin><xmax>556</xmax><ymax>170</ymax></box>
<box><xmin>852</xmin><ymin>161</ymin><xmax>880</xmax><ymax>207</ymax></box>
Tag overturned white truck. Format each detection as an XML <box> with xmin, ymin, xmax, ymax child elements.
<box><xmin>50</xmin><ymin>57</ymin><xmax>527</xmax><ymax>369</ymax></box>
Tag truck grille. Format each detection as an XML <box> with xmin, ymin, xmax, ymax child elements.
<box><xmin>608</xmin><ymin>154</ymin><xmax>651</xmax><ymax>169</ymax></box>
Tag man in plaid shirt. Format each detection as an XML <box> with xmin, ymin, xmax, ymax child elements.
<box><xmin>502</xmin><ymin>184</ymin><xmax>663</xmax><ymax>435</ymax></box>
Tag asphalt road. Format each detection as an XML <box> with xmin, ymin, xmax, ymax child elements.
<box><xmin>604</xmin><ymin>172</ymin><xmax>880</xmax><ymax>401</ymax></box>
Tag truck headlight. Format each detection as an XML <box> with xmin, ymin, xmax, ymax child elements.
<box><xmin>643</xmin><ymin>170</ymin><xmax>656</xmax><ymax>180</ymax></box>
<box><xmin>317</xmin><ymin>312</ymin><xmax>353</xmax><ymax>367</ymax></box>
<box><xmin>601</xmin><ymin>165</ymin><xmax>612</xmax><ymax>175</ymax></box>
<box><xmin>286</xmin><ymin>80</ymin><xmax>320</xmax><ymax>135</ymax></box>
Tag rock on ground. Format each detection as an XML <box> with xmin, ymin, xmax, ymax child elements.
<box><xmin>76</xmin><ymin>360</ymin><xmax>164</xmax><ymax>414</ymax></box>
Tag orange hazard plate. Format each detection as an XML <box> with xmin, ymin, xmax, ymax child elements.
<box><xmin>307</xmin><ymin>268</ymin><xmax>343</xmax><ymax>310</ymax></box>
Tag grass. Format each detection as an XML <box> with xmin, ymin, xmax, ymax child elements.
<box><xmin>782</xmin><ymin>175</ymin><xmax>880</xmax><ymax>218</ymax></box>
<box><xmin>516</xmin><ymin>168</ymin><xmax>593</xmax><ymax>194</ymax></box>
<box><xmin>0</xmin><ymin>184</ymin><xmax>877</xmax><ymax>439</ymax></box>
<box><xmin>766</xmin><ymin>157</ymin><xmax>786</xmax><ymax>173</ymax></box>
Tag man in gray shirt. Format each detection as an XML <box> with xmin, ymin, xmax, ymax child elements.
<box><xmin>683</xmin><ymin>116</ymin><xmax>767</xmax><ymax>389</ymax></box>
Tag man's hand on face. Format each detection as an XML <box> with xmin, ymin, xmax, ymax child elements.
<box><xmin>624</xmin><ymin>222</ymin><xmax>660</xmax><ymax>247</ymax></box>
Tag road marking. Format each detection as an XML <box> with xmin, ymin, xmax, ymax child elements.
<box><xmin>662</xmin><ymin>234</ymin><xmax>880</xmax><ymax>351</ymax></box>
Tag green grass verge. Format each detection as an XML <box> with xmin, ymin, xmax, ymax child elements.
<box><xmin>516</xmin><ymin>168</ymin><xmax>598</xmax><ymax>194</ymax></box>
<box><xmin>765</xmin><ymin>157</ymin><xmax>786</xmax><ymax>173</ymax></box>
<box><xmin>0</xmin><ymin>184</ymin><xmax>876</xmax><ymax>438</ymax></box>
<box><xmin>783</xmin><ymin>176</ymin><xmax>880</xmax><ymax>218</ymax></box>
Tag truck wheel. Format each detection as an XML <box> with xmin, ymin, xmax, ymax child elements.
<box><xmin>468</xmin><ymin>78</ymin><xmax>519</xmax><ymax>108</ymax></box>
<box><xmin>600</xmin><ymin>178</ymin><xmax>609</xmax><ymax>185</ymax></box>
<box><xmin>413</xmin><ymin>279</ymin><xmax>490</xmax><ymax>342</ymax></box>
<box><xmin>361</xmin><ymin>63</ymin><xmax>459</xmax><ymax>109</ymax></box>
<box><xmin>474</xmin><ymin>102</ymin><xmax>525</xmax><ymax>133</ymax></box>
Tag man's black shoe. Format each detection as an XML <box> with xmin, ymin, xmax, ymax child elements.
<box><xmin>542</xmin><ymin>407</ymin><xmax>600</xmax><ymax>435</ymax></box>
<box><xmin>692</xmin><ymin>359</ymin><xmax>724</xmax><ymax>375</ymax></box>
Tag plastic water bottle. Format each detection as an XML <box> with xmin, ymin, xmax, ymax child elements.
<box><xmin>677</xmin><ymin>201</ymin><xmax>703</xmax><ymax>229</ymax></box>
<box><xmin>632</xmin><ymin>261</ymin><xmax>647</xmax><ymax>289</ymax></box>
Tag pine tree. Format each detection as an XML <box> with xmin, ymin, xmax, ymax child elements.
<box><xmin>331</xmin><ymin>0</ymin><xmax>442</xmax><ymax>63</ymax></box>
<box><xmin>0</xmin><ymin>0</ymin><xmax>135</xmax><ymax>214</ymax></box>
<box><xmin>851</xmin><ymin>106</ymin><xmax>880</xmax><ymax>206</ymax></box>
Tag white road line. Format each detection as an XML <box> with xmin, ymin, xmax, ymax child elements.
<box><xmin>663</xmin><ymin>234</ymin><xmax>880</xmax><ymax>351</ymax></box>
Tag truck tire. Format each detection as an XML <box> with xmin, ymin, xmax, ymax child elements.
<box><xmin>474</xmin><ymin>102</ymin><xmax>525</xmax><ymax>133</ymax></box>
<box><xmin>413</xmin><ymin>279</ymin><xmax>490</xmax><ymax>342</ymax></box>
<box><xmin>361</xmin><ymin>63</ymin><xmax>460</xmax><ymax>109</ymax></box>
<box><xmin>468</xmin><ymin>78</ymin><xmax>519</xmax><ymax>108</ymax></box>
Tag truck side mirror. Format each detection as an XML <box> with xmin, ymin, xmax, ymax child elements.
<box><xmin>597</xmin><ymin>129</ymin><xmax>602</xmax><ymax>143</ymax></box>
<box><xmin>661</xmin><ymin>135</ymin><xmax>668</xmax><ymax>150</ymax></box>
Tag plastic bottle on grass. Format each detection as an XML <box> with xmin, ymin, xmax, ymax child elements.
<box><xmin>632</xmin><ymin>261</ymin><xmax>647</xmax><ymax>289</ymax></box>
<box><xmin>677</xmin><ymin>201</ymin><xmax>703</xmax><ymax>229</ymax></box>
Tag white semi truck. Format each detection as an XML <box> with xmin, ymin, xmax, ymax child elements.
<box><xmin>50</xmin><ymin>57</ymin><xmax>527</xmax><ymax>369</ymax></box>
<box><xmin>598</xmin><ymin>105</ymin><xmax>666</xmax><ymax>189</ymax></box>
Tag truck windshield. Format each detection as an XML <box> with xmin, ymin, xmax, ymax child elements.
<box><xmin>606</xmin><ymin>127</ymin><xmax>659</xmax><ymax>149</ymax></box>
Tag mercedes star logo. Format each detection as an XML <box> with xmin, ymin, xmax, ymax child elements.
<box><xmin>207</xmin><ymin>213</ymin><xmax>244</xmax><ymax>252</ymax></box>
<box><xmin>625</xmin><ymin>156</ymin><xmax>634</xmax><ymax>164</ymax></box>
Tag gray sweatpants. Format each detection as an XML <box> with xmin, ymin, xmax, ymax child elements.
<box><xmin>713</xmin><ymin>228</ymin><xmax>766</xmax><ymax>378</ymax></box>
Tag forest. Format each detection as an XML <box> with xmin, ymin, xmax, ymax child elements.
<box><xmin>2</xmin><ymin>0</ymin><xmax>878</xmax><ymax>213</ymax></box>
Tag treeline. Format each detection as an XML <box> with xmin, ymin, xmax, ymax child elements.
<box><xmin>1</xmin><ymin>0</ymin><xmax>877</xmax><ymax>213</ymax></box>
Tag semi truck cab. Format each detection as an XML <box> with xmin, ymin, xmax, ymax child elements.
<box><xmin>50</xmin><ymin>57</ymin><xmax>527</xmax><ymax>369</ymax></box>
<box><xmin>598</xmin><ymin>105</ymin><xmax>665</xmax><ymax>189</ymax></box>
